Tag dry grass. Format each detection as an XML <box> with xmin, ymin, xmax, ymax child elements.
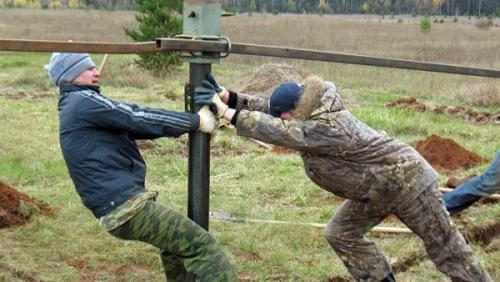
<box><xmin>222</xmin><ymin>14</ymin><xmax>500</xmax><ymax>68</ymax></box>
<box><xmin>441</xmin><ymin>81</ymin><xmax>500</xmax><ymax>107</ymax></box>
<box><xmin>1</xmin><ymin>10</ymin><xmax>498</xmax><ymax>105</ymax></box>
<box><xmin>0</xmin><ymin>9</ymin><xmax>137</xmax><ymax>42</ymax></box>
<box><xmin>221</xmin><ymin>14</ymin><xmax>500</xmax><ymax>105</ymax></box>
<box><xmin>0</xmin><ymin>10</ymin><xmax>499</xmax><ymax>281</ymax></box>
<box><xmin>1</xmin><ymin>10</ymin><xmax>498</xmax><ymax>67</ymax></box>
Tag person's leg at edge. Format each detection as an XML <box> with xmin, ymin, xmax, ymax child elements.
<box><xmin>396</xmin><ymin>182</ymin><xmax>492</xmax><ymax>282</ymax></box>
<box><xmin>108</xmin><ymin>200</ymin><xmax>237</xmax><ymax>282</ymax></box>
<box><xmin>443</xmin><ymin>151</ymin><xmax>500</xmax><ymax>215</ymax></box>
<box><xmin>325</xmin><ymin>199</ymin><xmax>393</xmax><ymax>282</ymax></box>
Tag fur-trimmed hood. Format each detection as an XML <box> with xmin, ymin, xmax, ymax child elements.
<box><xmin>292</xmin><ymin>76</ymin><xmax>344</xmax><ymax>120</ymax></box>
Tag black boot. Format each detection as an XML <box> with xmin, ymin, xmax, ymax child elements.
<box><xmin>380</xmin><ymin>273</ymin><xmax>396</xmax><ymax>282</ymax></box>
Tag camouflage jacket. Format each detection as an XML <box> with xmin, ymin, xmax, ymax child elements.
<box><xmin>233</xmin><ymin>76</ymin><xmax>438</xmax><ymax>211</ymax></box>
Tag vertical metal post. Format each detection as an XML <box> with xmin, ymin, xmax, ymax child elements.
<box><xmin>187</xmin><ymin>64</ymin><xmax>211</xmax><ymax>230</ymax></box>
<box><xmin>183</xmin><ymin>0</ymin><xmax>221</xmax><ymax>231</ymax></box>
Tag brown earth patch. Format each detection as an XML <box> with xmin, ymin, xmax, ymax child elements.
<box><xmin>0</xmin><ymin>180</ymin><xmax>52</xmax><ymax>229</ymax></box>
<box><xmin>415</xmin><ymin>134</ymin><xmax>483</xmax><ymax>171</ymax></box>
<box><xmin>3</xmin><ymin>91</ymin><xmax>55</xmax><ymax>100</ymax></box>
<box><xmin>392</xmin><ymin>221</ymin><xmax>500</xmax><ymax>274</ymax></box>
<box><xmin>446</xmin><ymin>176</ymin><xmax>463</xmax><ymax>188</ymax></box>
<box><xmin>61</xmin><ymin>255</ymin><xmax>152</xmax><ymax>281</ymax></box>
<box><xmin>32</xmin><ymin>91</ymin><xmax>56</xmax><ymax>100</ymax></box>
<box><xmin>391</xmin><ymin>250</ymin><xmax>427</xmax><ymax>273</ymax></box>
<box><xmin>135</xmin><ymin>139</ymin><xmax>157</xmax><ymax>150</ymax></box>
<box><xmin>61</xmin><ymin>256</ymin><xmax>88</xmax><ymax>270</ymax></box>
<box><xmin>478</xmin><ymin>196</ymin><xmax>499</xmax><ymax>205</ymax></box>
<box><xmin>271</xmin><ymin>146</ymin><xmax>296</xmax><ymax>154</ymax></box>
<box><xmin>385</xmin><ymin>96</ymin><xmax>499</xmax><ymax>125</ymax></box>
<box><xmin>5</xmin><ymin>91</ymin><xmax>28</xmax><ymax>100</ymax></box>
<box><xmin>327</xmin><ymin>276</ymin><xmax>352</xmax><ymax>282</ymax></box>
<box><xmin>237</xmin><ymin>251</ymin><xmax>263</xmax><ymax>262</ymax></box>
<box><xmin>462</xmin><ymin>221</ymin><xmax>500</xmax><ymax>246</ymax></box>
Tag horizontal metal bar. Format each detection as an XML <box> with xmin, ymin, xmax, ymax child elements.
<box><xmin>1</xmin><ymin>38</ymin><xmax>499</xmax><ymax>78</ymax></box>
<box><xmin>0</xmin><ymin>39</ymin><xmax>157</xmax><ymax>54</ymax></box>
<box><xmin>156</xmin><ymin>38</ymin><xmax>500</xmax><ymax>78</ymax></box>
<box><xmin>231</xmin><ymin>43</ymin><xmax>500</xmax><ymax>78</ymax></box>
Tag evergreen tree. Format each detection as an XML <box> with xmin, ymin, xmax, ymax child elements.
<box><xmin>249</xmin><ymin>0</ymin><xmax>256</xmax><ymax>15</ymax></box>
<box><xmin>125</xmin><ymin>0</ymin><xmax>183</xmax><ymax>75</ymax></box>
<box><xmin>420</xmin><ymin>15</ymin><xmax>431</xmax><ymax>32</ymax></box>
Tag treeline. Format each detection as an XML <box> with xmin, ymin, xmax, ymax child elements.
<box><xmin>0</xmin><ymin>0</ymin><xmax>498</xmax><ymax>17</ymax></box>
<box><xmin>222</xmin><ymin>0</ymin><xmax>500</xmax><ymax>17</ymax></box>
<box><xmin>0</xmin><ymin>0</ymin><xmax>135</xmax><ymax>9</ymax></box>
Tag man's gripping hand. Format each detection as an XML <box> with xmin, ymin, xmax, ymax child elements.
<box><xmin>194</xmin><ymin>80</ymin><xmax>228</xmax><ymax>118</ymax></box>
<box><xmin>207</xmin><ymin>73</ymin><xmax>230</xmax><ymax>103</ymax></box>
<box><xmin>197</xmin><ymin>106</ymin><xmax>215</xmax><ymax>134</ymax></box>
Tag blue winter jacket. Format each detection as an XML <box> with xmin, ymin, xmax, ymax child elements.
<box><xmin>58</xmin><ymin>84</ymin><xmax>200</xmax><ymax>218</ymax></box>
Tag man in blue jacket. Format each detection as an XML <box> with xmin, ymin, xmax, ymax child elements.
<box><xmin>45</xmin><ymin>53</ymin><xmax>236</xmax><ymax>281</ymax></box>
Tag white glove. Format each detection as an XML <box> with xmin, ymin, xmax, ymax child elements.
<box><xmin>212</xmin><ymin>93</ymin><xmax>229</xmax><ymax>118</ymax></box>
<box><xmin>197</xmin><ymin>106</ymin><xmax>215</xmax><ymax>134</ymax></box>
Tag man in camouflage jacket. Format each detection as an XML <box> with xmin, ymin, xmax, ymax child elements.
<box><xmin>196</xmin><ymin>74</ymin><xmax>491</xmax><ymax>282</ymax></box>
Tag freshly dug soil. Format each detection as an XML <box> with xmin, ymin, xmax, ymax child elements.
<box><xmin>462</xmin><ymin>221</ymin><xmax>500</xmax><ymax>246</ymax></box>
<box><xmin>391</xmin><ymin>221</ymin><xmax>500</xmax><ymax>274</ymax></box>
<box><xmin>0</xmin><ymin>180</ymin><xmax>52</xmax><ymax>228</ymax></box>
<box><xmin>385</xmin><ymin>96</ymin><xmax>500</xmax><ymax>125</ymax></box>
<box><xmin>415</xmin><ymin>134</ymin><xmax>483</xmax><ymax>171</ymax></box>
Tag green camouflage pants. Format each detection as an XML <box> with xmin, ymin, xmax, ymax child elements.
<box><xmin>325</xmin><ymin>182</ymin><xmax>492</xmax><ymax>282</ymax></box>
<box><xmin>108</xmin><ymin>200</ymin><xmax>237</xmax><ymax>282</ymax></box>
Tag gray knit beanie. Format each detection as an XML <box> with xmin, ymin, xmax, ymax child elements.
<box><xmin>44</xmin><ymin>53</ymin><xmax>95</xmax><ymax>86</ymax></box>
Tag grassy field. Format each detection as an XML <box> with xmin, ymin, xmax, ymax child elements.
<box><xmin>0</xmin><ymin>10</ymin><xmax>499</xmax><ymax>282</ymax></box>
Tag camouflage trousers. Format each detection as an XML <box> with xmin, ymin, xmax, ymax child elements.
<box><xmin>108</xmin><ymin>200</ymin><xmax>237</xmax><ymax>282</ymax></box>
<box><xmin>325</xmin><ymin>182</ymin><xmax>492</xmax><ymax>282</ymax></box>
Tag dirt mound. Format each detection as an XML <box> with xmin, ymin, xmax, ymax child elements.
<box><xmin>462</xmin><ymin>221</ymin><xmax>500</xmax><ymax>246</ymax></box>
<box><xmin>386</xmin><ymin>96</ymin><xmax>499</xmax><ymax>125</ymax></box>
<box><xmin>415</xmin><ymin>134</ymin><xmax>483</xmax><ymax>171</ymax></box>
<box><xmin>391</xmin><ymin>221</ymin><xmax>500</xmax><ymax>274</ymax></box>
<box><xmin>232</xmin><ymin>63</ymin><xmax>357</xmax><ymax>109</ymax></box>
<box><xmin>234</xmin><ymin>63</ymin><xmax>309</xmax><ymax>98</ymax></box>
<box><xmin>385</xmin><ymin>96</ymin><xmax>427</xmax><ymax>112</ymax></box>
<box><xmin>391</xmin><ymin>250</ymin><xmax>427</xmax><ymax>273</ymax></box>
<box><xmin>0</xmin><ymin>180</ymin><xmax>52</xmax><ymax>228</ymax></box>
